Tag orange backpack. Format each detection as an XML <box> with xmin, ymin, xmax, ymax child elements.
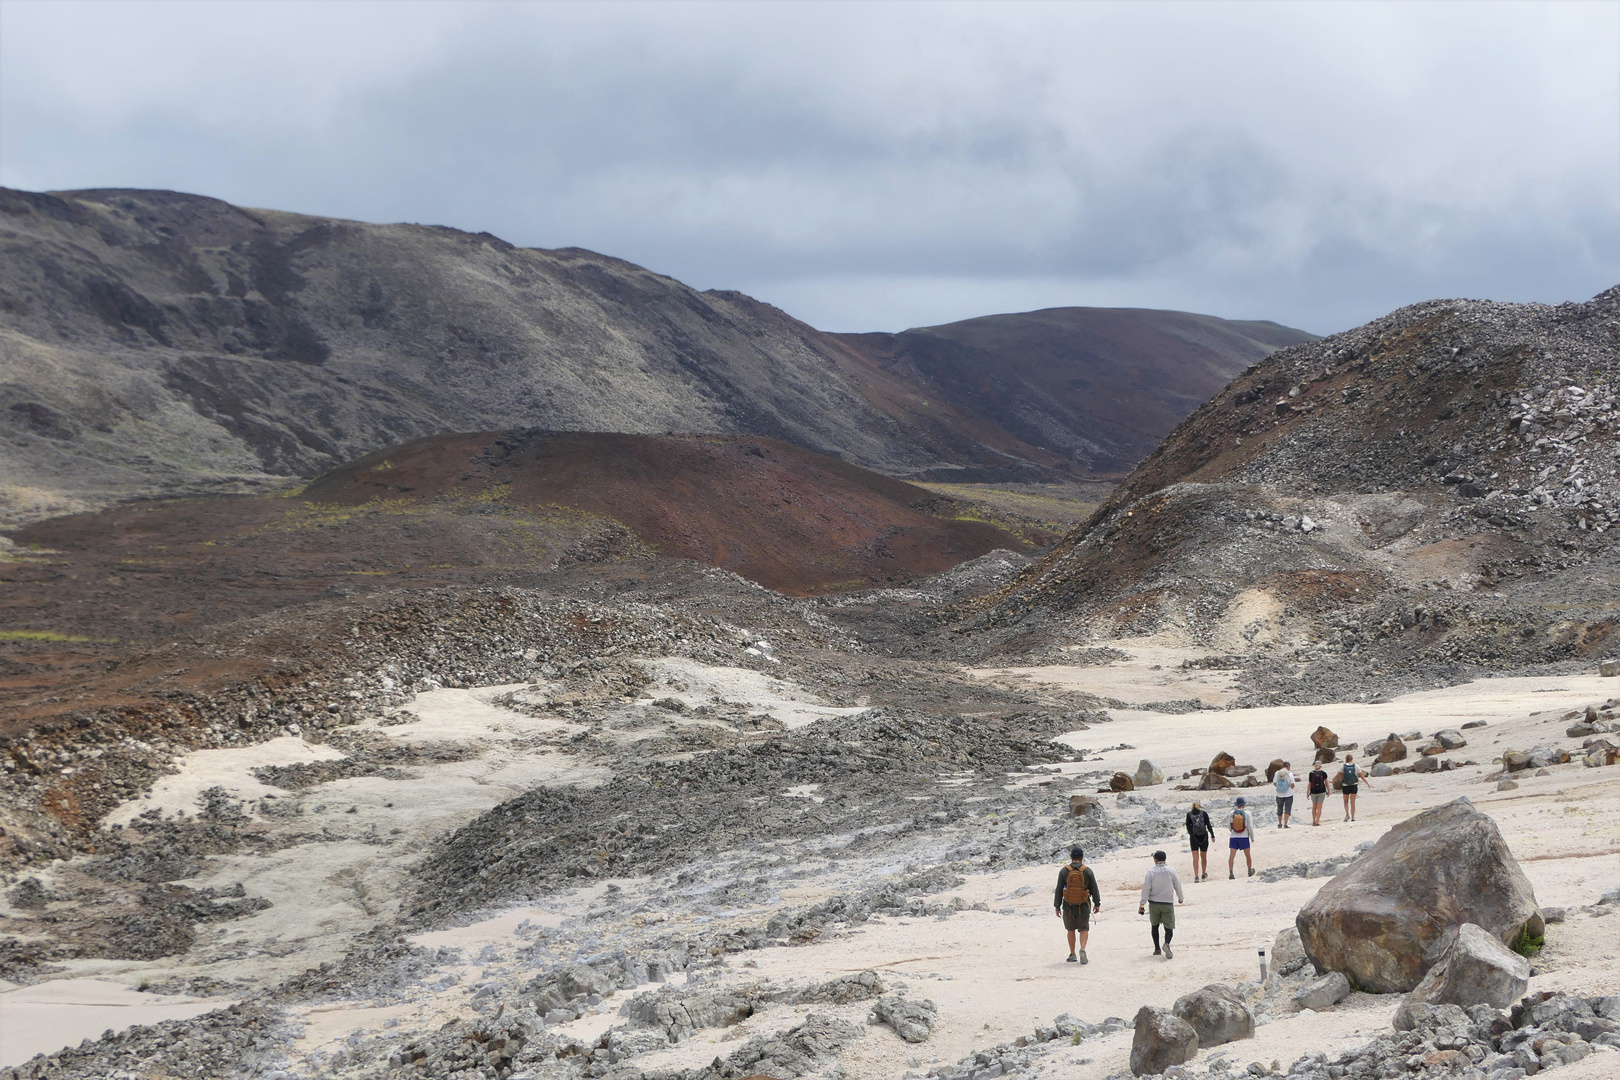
<box><xmin>1062</xmin><ymin>862</ymin><xmax>1090</xmax><ymax>905</ymax></box>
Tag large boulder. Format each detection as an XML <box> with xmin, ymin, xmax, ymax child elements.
<box><xmin>1110</xmin><ymin>772</ymin><xmax>1135</xmax><ymax>792</ymax></box>
<box><xmin>1172</xmin><ymin>984</ymin><xmax>1254</xmax><ymax>1047</ymax></box>
<box><xmin>873</xmin><ymin>994</ymin><xmax>936</xmax><ymax>1043</ymax></box>
<box><xmin>1295</xmin><ymin>798</ymin><xmax>1542</xmax><ymax>993</ymax></box>
<box><xmin>1210</xmin><ymin>751</ymin><xmax>1236</xmax><ymax>774</ymax></box>
<box><xmin>1069</xmin><ymin>795</ymin><xmax>1101</xmax><ymax>817</ymax></box>
<box><xmin>1197</xmin><ymin>770</ymin><xmax>1234</xmax><ymax>791</ymax></box>
<box><xmin>1133</xmin><ymin>759</ymin><xmax>1165</xmax><ymax>788</ymax></box>
<box><xmin>1406</xmin><ymin>923</ymin><xmax>1530</xmax><ymax>1010</ymax></box>
<box><xmin>1375</xmin><ymin>734</ymin><xmax>1408</xmax><ymax>764</ymax></box>
<box><xmin>1312</xmin><ymin>726</ymin><xmax>1340</xmax><ymax>750</ymax></box>
<box><xmin>1264</xmin><ymin>758</ymin><xmax>1287</xmax><ymax>782</ymax></box>
<box><xmin>1130</xmin><ymin>1006</ymin><xmax>1198</xmax><ymax>1076</ymax></box>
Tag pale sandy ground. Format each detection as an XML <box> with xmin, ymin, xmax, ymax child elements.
<box><xmin>8</xmin><ymin>653</ymin><xmax>1620</xmax><ymax>1074</ymax></box>
<box><xmin>0</xmin><ymin>979</ymin><xmax>230</xmax><ymax>1066</ymax></box>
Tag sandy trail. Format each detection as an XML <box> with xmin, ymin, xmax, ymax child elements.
<box><xmin>0</xmin><ymin>980</ymin><xmax>232</xmax><ymax>1068</ymax></box>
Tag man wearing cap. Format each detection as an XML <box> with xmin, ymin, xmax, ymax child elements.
<box><xmin>1053</xmin><ymin>844</ymin><xmax>1102</xmax><ymax>964</ymax></box>
<box><xmin>1228</xmin><ymin>796</ymin><xmax>1256</xmax><ymax>879</ymax></box>
<box><xmin>1138</xmin><ymin>850</ymin><xmax>1185</xmax><ymax>958</ymax></box>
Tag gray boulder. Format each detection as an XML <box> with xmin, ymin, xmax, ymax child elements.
<box><xmin>1434</xmin><ymin>729</ymin><xmax>1468</xmax><ymax>750</ymax></box>
<box><xmin>1295</xmin><ymin>798</ymin><xmax>1543</xmax><ymax>993</ymax></box>
<box><xmin>873</xmin><ymin>994</ymin><xmax>937</xmax><ymax>1043</ymax></box>
<box><xmin>1133</xmin><ymin>759</ymin><xmax>1165</xmax><ymax>788</ymax></box>
<box><xmin>1392</xmin><ymin>1000</ymin><xmax>1471</xmax><ymax>1033</ymax></box>
<box><xmin>1406</xmin><ymin>923</ymin><xmax>1530</xmax><ymax>1009</ymax></box>
<box><xmin>1130</xmin><ymin>1005</ymin><xmax>1198</xmax><ymax>1076</ymax></box>
<box><xmin>1296</xmin><ymin>972</ymin><xmax>1352</xmax><ymax>1011</ymax></box>
<box><xmin>1271</xmin><ymin>926</ymin><xmax>1309</xmax><ymax>977</ymax></box>
<box><xmin>1371</xmin><ymin>762</ymin><xmax>1394</xmax><ymax>778</ymax></box>
<box><xmin>1172</xmin><ymin>984</ymin><xmax>1254</xmax><ymax>1047</ymax></box>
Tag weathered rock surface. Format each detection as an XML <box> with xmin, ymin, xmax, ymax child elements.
<box><xmin>1295</xmin><ymin>798</ymin><xmax>1542</xmax><ymax>993</ymax></box>
<box><xmin>1297</xmin><ymin>971</ymin><xmax>1352</xmax><ymax>1011</ymax></box>
<box><xmin>1272</xmin><ymin>926</ymin><xmax>1309</xmax><ymax>977</ymax></box>
<box><xmin>1312</xmin><ymin>726</ymin><xmax>1340</xmax><ymax>750</ymax></box>
<box><xmin>1130</xmin><ymin>1005</ymin><xmax>1198</xmax><ymax>1076</ymax></box>
<box><xmin>1133</xmin><ymin>760</ymin><xmax>1165</xmax><ymax>788</ymax></box>
<box><xmin>873</xmin><ymin>993</ymin><xmax>938</xmax><ymax>1043</ymax></box>
<box><xmin>1407</xmin><ymin>923</ymin><xmax>1530</xmax><ymax>1010</ymax></box>
<box><xmin>1172</xmin><ymin>984</ymin><xmax>1255</xmax><ymax>1047</ymax></box>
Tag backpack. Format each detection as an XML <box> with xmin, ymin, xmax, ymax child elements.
<box><xmin>1231</xmin><ymin>810</ymin><xmax>1247</xmax><ymax>834</ymax></box>
<box><xmin>1342</xmin><ymin>762</ymin><xmax>1358</xmax><ymax>784</ymax></box>
<box><xmin>1062</xmin><ymin>863</ymin><xmax>1090</xmax><ymax>905</ymax></box>
<box><xmin>1188</xmin><ymin>811</ymin><xmax>1208</xmax><ymax>839</ymax></box>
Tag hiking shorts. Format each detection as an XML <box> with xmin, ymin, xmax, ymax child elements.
<box><xmin>1276</xmin><ymin>796</ymin><xmax>1294</xmax><ymax>816</ymax></box>
<box><xmin>1061</xmin><ymin>902</ymin><xmax>1092</xmax><ymax>931</ymax></box>
<box><xmin>1310</xmin><ymin>792</ymin><xmax>1327</xmax><ymax>805</ymax></box>
<box><xmin>1148</xmin><ymin>901</ymin><xmax>1175</xmax><ymax>929</ymax></box>
<box><xmin>1230</xmin><ymin>836</ymin><xmax>1251</xmax><ymax>850</ymax></box>
<box><xmin>1342</xmin><ymin>785</ymin><xmax>1359</xmax><ymax>796</ymax></box>
<box><xmin>1188</xmin><ymin>833</ymin><xmax>1209</xmax><ymax>852</ymax></box>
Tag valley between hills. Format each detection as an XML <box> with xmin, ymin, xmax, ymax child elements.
<box><xmin>0</xmin><ymin>186</ymin><xmax>1618</xmax><ymax>1080</ymax></box>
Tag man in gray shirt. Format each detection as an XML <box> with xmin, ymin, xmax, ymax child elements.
<box><xmin>1137</xmin><ymin>850</ymin><xmax>1186</xmax><ymax>959</ymax></box>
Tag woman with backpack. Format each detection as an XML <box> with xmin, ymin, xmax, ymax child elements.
<box><xmin>1227</xmin><ymin>797</ymin><xmax>1255</xmax><ymax>879</ymax></box>
<box><xmin>1185</xmin><ymin>802</ymin><xmax>1213</xmax><ymax>882</ymax></box>
<box><xmin>1340</xmin><ymin>753</ymin><xmax>1370</xmax><ymax>821</ymax></box>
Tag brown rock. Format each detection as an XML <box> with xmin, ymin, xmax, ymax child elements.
<box><xmin>1130</xmin><ymin>1006</ymin><xmax>1198</xmax><ymax>1076</ymax></box>
<box><xmin>1110</xmin><ymin>772</ymin><xmax>1135</xmax><ymax>792</ymax></box>
<box><xmin>1223</xmin><ymin>764</ymin><xmax>1256</xmax><ymax>777</ymax></box>
<box><xmin>1265</xmin><ymin>758</ymin><xmax>1287</xmax><ymax>782</ymax></box>
<box><xmin>1377</xmin><ymin>735</ymin><xmax>1409</xmax><ymax>764</ymax></box>
<box><xmin>1197</xmin><ymin>771</ymin><xmax>1234</xmax><ymax>790</ymax></box>
<box><xmin>1210</xmin><ymin>751</ymin><xmax>1236</xmax><ymax>774</ymax></box>
<box><xmin>1296</xmin><ymin>797</ymin><xmax>1543</xmax><ymax>993</ymax></box>
<box><xmin>1311</xmin><ymin>726</ymin><xmax>1340</xmax><ymax>750</ymax></box>
<box><xmin>1069</xmin><ymin>795</ymin><xmax>1100</xmax><ymax>817</ymax></box>
<box><xmin>1314</xmin><ymin>746</ymin><xmax>1338</xmax><ymax>765</ymax></box>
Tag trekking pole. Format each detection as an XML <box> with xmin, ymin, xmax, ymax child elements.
<box><xmin>1258</xmin><ymin>948</ymin><xmax>1268</xmax><ymax>981</ymax></box>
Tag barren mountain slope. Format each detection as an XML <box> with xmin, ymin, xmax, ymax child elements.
<box><xmin>0</xmin><ymin>188</ymin><xmax>985</xmax><ymax>524</ymax></box>
<box><xmin>0</xmin><ymin>187</ymin><xmax>1315</xmax><ymax>526</ymax></box>
<box><xmin>970</xmin><ymin>286</ymin><xmax>1620</xmax><ymax>694</ymax></box>
<box><xmin>836</xmin><ymin>307</ymin><xmax>1315</xmax><ymax>477</ymax></box>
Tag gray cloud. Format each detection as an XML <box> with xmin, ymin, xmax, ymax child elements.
<box><xmin>3</xmin><ymin>0</ymin><xmax>1616</xmax><ymax>334</ymax></box>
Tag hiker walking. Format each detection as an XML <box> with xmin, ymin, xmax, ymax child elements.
<box><xmin>1138</xmin><ymin>850</ymin><xmax>1185</xmax><ymax>959</ymax></box>
<box><xmin>1339</xmin><ymin>753</ymin><xmax>1369</xmax><ymax>821</ymax></box>
<box><xmin>1185</xmin><ymin>801</ymin><xmax>1213</xmax><ymax>881</ymax></box>
<box><xmin>1273</xmin><ymin>762</ymin><xmax>1295</xmax><ymax>829</ymax></box>
<box><xmin>1053</xmin><ymin>844</ymin><xmax>1101</xmax><ymax>964</ymax></box>
<box><xmin>1307</xmin><ymin>760</ymin><xmax>1330</xmax><ymax>826</ymax></box>
<box><xmin>1227</xmin><ymin>796</ymin><xmax>1255</xmax><ymax>878</ymax></box>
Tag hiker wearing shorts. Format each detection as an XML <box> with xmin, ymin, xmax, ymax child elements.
<box><xmin>1053</xmin><ymin>844</ymin><xmax>1101</xmax><ymax>964</ymax></box>
<box><xmin>1138</xmin><ymin>850</ymin><xmax>1185</xmax><ymax>959</ymax></box>
<box><xmin>1227</xmin><ymin>796</ymin><xmax>1255</xmax><ymax>878</ymax></box>
<box><xmin>1340</xmin><ymin>753</ymin><xmax>1370</xmax><ymax>821</ymax></box>
<box><xmin>1273</xmin><ymin>763</ymin><xmax>1295</xmax><ymax>829</ymax></box>
<box><xmin>1307</xmin><ymin>763</ymin><xmax>1330</xmax><ymax>826</ymax></box>
<box><xmin>1185</xmin><ymin>802</ymin><xmax>1213</xmax><ymax>882</ymax></box>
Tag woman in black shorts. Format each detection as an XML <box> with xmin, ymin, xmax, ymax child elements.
<box><xmin>1339</xmin><ymin>752</ymin><xmax>1371</xmax><ymax>821</ymax></box>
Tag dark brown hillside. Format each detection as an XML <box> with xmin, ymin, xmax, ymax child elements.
<box><xmin>836</xmin><ymin>307</ymin><xmax>1315</xmax><ymax>477</ymax></box>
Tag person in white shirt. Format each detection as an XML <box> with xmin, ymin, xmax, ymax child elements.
<box><xmin>1137</xmin><ymin>850</ymin><xmax>1186</xmax><ymax>959</ymax></box>
<box><xmin>1273</xmin><ymin>763</ymin><xmax>1296</xmax><ymax>829</ymax></box>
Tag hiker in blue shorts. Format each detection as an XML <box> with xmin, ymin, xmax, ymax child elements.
<box><xmin>1227</xmin><ymin>796</ymin><xmax>1255</xmax><ymax>878</ymax></box>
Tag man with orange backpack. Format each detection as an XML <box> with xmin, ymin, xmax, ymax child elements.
<box><xmin>1227</xmin><ymin>797</ymin><xmax>1256</xmax><ymax>879</ymax></box>
<box><xmin>1053</xmin><ymin>844</ymin><xmax>1102</xmax><ymax>964</ymax></box>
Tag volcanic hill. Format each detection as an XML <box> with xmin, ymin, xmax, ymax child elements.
<box><xmin>971</xmin><ymin>286</ymin><xmax>1620</xmax><ymax>697</ymax></box>
<box><xmin>0</xmin><ymin>186</ymin><xmax>1311</xmax><ymax>525</ymax></box>
<box><xmin>836</xmin><ymin>307</ymin><xmax>1314</xmax><ymax>477</ymax></box>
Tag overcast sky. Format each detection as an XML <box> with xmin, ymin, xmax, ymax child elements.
<box><xmin>3</xmin><ymin>1</ymin><xmax>1617</xmax><ymax>335</ymax></box>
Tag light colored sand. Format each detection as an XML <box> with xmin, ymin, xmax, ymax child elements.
<box><xmin>0</xmin><ymin>979</ymin><xmax>231</xmax><ymax>1068</ymax></box>
<box><xmin>103</xmin><ymin>736</ymin><xmax>344</xmax><ymax>825</ymax></box>
<box><xmin>640</xmin><ymin>658</ymin><xmax>870</xmax><ymax>729</ymax></box>
<box><xmin>366</xmin><ymin>684</ymin><xmax>578</xmax><ymax>743</ymax></box>
<box><xmin>970</xmin><ymin>636</ymin><xmax>1244</xmax><ymax>706</ymax></box>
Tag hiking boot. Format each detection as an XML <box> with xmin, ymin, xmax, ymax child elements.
<box><xmin>1066</xmin><ymin>953</ymin><xmax>1078</xmax><ymax>963</ymax></box>
<box><xmin>1248</xmin><ymin>866</ymin><xmax>1256</xmax><ymax>877</ymax></box>
<box><xmin>1229</xmin><ymin>870</ymin><xmax>1235</xmax><ymax>879</ymax></box>
<box><xmin>1164</xmin><ymin>944</ymin><xmax>1173</xmax><ymax>959</ymax></box>
<box><xmin>1344</xmin><ymin>812</ymin><xmax>1350</xmax><ymax>822</ymax></box>
<box><xmin>1152</xmin><ymin>948</ymin><xmax>1161</xmax><ymax>955</ymax></box>
<box><xmin>1079</xmin><ymin>949</ymin><xmax>1088</xmax><ymax>965</ymax></box>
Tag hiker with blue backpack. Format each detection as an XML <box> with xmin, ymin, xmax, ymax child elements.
<box><xmin>1339</xmin><ymin>753</ymin><xmax>1370</xmax><ymax>821</ymax></box>
<box><xmin>1227</xmin><ymin>797</ymin><xmax>1255</xmax><ymax>878</ymax></box>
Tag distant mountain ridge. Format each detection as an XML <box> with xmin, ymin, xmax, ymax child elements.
<box><xmin>0</xmin><ymin>186</ymin><xmax>1313</xmax><ymax>525</ymax></box>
